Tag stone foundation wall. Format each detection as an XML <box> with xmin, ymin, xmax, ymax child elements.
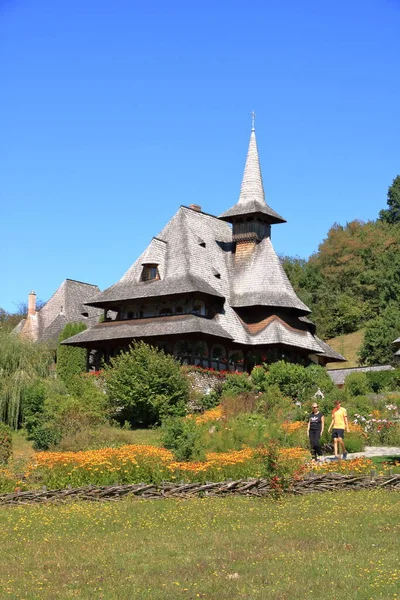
<box><xmin>185</xmin><ymin>370</ymin><xmax>226</xmax><ymax>395</ymax></box>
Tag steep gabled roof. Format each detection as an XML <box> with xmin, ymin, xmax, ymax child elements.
<box><xmin>230</xmin><ymin>237</ymin><xmax>310</xmax><ymax>314</ymax></box>
<box><xmin>219</xmin><ymin>129</ymin><xmax>285</xmax><ymax>224</ymax></box>
<box><xmin>17</xmin><ymin>279</ymin><xmax>102</xmax><ymax>344</ymax></box>
<box><xmin>86</xmin><ymin>207</ymin><xmax>232</xmax><ymax>308</ymax></box>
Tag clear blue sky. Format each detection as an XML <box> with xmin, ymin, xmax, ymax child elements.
<box><xmin>1</xmin><ymin>0</ymin><xmax>400</xmax><ymax>312</ymax></box>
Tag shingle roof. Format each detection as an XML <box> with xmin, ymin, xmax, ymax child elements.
<box><xmin>230</xmin><ymin>237</ymin><xmax>310</xmax><ymax>313</ymax></box>
<box><xmin>87</xmin><ymin>208</ymin><xmax>229</xmax><ymax>308</ymax></box>
<box><xmin>247</xmin><ymin>315</ymin><xmax>323</xmax><ymax>352</ymax></box>
<box><xmin>219</xmin><ymin>129</ymin><xmax>285</xmax><ymax>224</ymax></box>
<box><xmin>327</xmin><ymin>365</ymin><xmax>394</xmax><ymax>386</ymax></box>
<box><xmin>63</xmin><ymin>129</ymin><xmax>342</xmax><ymax>363</ymax></box>
<box><xmin>17</xmin><ymin>279</ymin><xmax>103</xmax><ymax>344</ymax></box>
<box><xmin>314</xmin><ymin>336</ymin><xmax>346</xmax><ymax>362</ymax></box>
<box><xmin>62</xmin><ymin>314</ymin><xmax>232</xmax><ymax>345</ymax></box>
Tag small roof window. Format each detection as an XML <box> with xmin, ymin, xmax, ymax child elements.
<box><xmin>141</xmin><ymin>264</ymin><xmax>159</xmax><ymax>282</ymax></box>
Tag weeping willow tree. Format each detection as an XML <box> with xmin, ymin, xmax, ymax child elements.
<box><xmin>0</xmin><ymin>330</ymin><xmax>53</xmax><ymax>429</ymax></box>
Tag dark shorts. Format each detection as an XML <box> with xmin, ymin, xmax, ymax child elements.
<box><xmin>332</xmin><ymin>429</ymin><xmax>345</xmax><ymax>439</ymax></box>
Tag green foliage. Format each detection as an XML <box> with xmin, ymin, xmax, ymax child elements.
<box><xmin>204</xmin><ymin>413</ymin><xmax>282</xmax><ymax>453</ymax></box>
<box><xmin>365</xmin><ymin>369</ymin><xmax>400</xmax><ymax>393</ymax></box>
<box><xmin>345</xmin><ymin>395</ymin><xmax>375</xmax><ymax>420</ymax></box>
<box><xmin>30</xmin><ymin>423</ymin><xmax>62</xmax><ymax>451</ymax></box>
<box><xmin>27</xmin><ymin>375</ymin><xmax>108</xmax><ymax>450</ymax></box>
<box><xmin>379</xmin><ymin>175</ymin><xmax>400</xmax><ymax>224</ymax></box>
<box><xmin>0</xmin><ymin>329</ymin><xmax>53</xmax><ymax>429</ymax></box>
<box><xmin>283</xmin><ymin>216</ymin><xmax>400</xmax><ymax>341</ymax></box>
<box><xmin>56</xmin><ymin>323</ymin><xmax>87</xmax><ymax>389</ymax></box>
<box><xmin>256</xmin><ymin>385</ymin><xmax>294</xmax><ymax>421</ymax></box>
<box><xmin>264</xmin><ymin>361</ymin><xmax>333</xmax><ymax>401</ymax></box>
<box><xmin>250</xmin><ymin>365</ymin><xmax>266</xmax><ymax>389</ymax></box>
<box><xmin>344</xmin><ymin>372</ymin><xmax>371</xmax><ymax>397</ymax></box>
<box><xmin>222</xmin><ymin>372</ymin><xmax>255</xmax><ymax>396</ymax></box>
<box><xmin>0</xmin><ymin>422</ymin><xmax>12</xmax><ymax>464</ymax></box>
<box><xmin>105</xmin><ymin>342</ymin><xmax>189</xmax><ymax>426</ymax></box>
<box><xmin>358</xmin><ymin>304</ymin><xmax>400</xmax><ymax>365</ymax></box>
<box><xmin>161</xmin><ymin>417</ymin><xmax>205</xmax><ymax>461</ymax></box>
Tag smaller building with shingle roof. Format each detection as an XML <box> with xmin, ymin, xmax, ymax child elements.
<box><xmin>16</xmin><ymin>279</ymin><xmax>103</xmax><ymax>346</ymax></box>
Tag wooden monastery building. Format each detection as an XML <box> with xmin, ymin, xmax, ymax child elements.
<box><xmin>63</xmin><ymin>124</ymin><xmax>345</xmax><ymax>371</ymax></box>
<box><xmin>15</xmin><ymin>279</ymin><xmax>102</xmax><ymax>346</ymax></box>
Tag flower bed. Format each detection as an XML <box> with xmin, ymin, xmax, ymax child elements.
<box><xmin>21</xmin><ymin>444</ymin><xmax>310</xmax><ymax>489</ymax></box>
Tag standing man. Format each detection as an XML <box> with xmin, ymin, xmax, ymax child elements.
<box><xmin>328</xmin><ymin>400</ymin><xmax>350</xmax><ymax>459</ymax></box>
<box><xmin>307</xmin><ymin>402</ymin><xmax>324</xmax><ymax>461</ymax></box>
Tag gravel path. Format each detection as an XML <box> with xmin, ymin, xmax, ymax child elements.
<box><xmin>323</xmin><ymin>446</ymin><xmax>400</xmax><ymax>461</ymax></box>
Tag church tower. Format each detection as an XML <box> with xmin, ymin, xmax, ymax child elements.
<box><xmin>219</xmin><ymin>114</ymin><xmax>285</xmax><ymax>258</ymax></box>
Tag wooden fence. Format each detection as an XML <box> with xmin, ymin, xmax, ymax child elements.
<box><xmin>1</xmin><ymin>473</ymin><xmax>400</xmax><ymax>505</ymax></box>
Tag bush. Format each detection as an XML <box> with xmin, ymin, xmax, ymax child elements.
<box><xmin>0</xmin><ymin>423</ymin><xmax>12</xmax><ymax>464</ymax></box>
<box><xmin>0</xmin><ymin>329</ymin><xmax>53</xmax><ymax>429</ymax></box>
<box><xmin>105</xmin><ymin>342</ymin><xmax>189</xmax><ymax>427</ymax></box>
<box><xmin>365</xmin><ymin>369</ymin><xmax>400</xmax><ymax>393</ymax></box>
<box><xmin>256</xmin><ymin>384</ymin><xmax>293</xmax><ymax>419</ymax></box>
<box><xmin>222</xmin><ymin>372</ymin><xmax>255</xmax><ymax>396</ymax></box>
<box><xmin>365</xmin><ymin>422</ymin><xmax>400</xmax><ymax>446</ymax></box>
<box><xmin>161</xmin><ymin>417</ymin><xmax>205</xmax><ymax>461</ymax></box>
<box><xmin>264</xmin><ymin>361</ymin><xmax>333</xmax><ymax>402</ymax></box>
<box><xmin>345</xmin><ymin>372</ymin><xmax>371</xmax><ymax>397</ymax></box>
<box><xmin>345</xmin><ymin>395</ymin><xmax>375</xmax><ymax>420</ymax></box>
<box><xmin>30</xmin><ymin>422</ymin><xmax>62</xmax><ymax>451</ymax></box>
<box><xmin>27</xmin><ymin>374</ymin><xmax>108</xmax><ymax>450</ymax></box>
<box><xmin>56</xmin><ymin>322</ymin><xmax>87</xmax><ymax>390</ymax></box>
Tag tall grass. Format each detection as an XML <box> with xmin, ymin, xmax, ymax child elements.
<box><xmin>0</xmin><ymin>330</ymin><xmax>53</xmax><ymax>429</ymax></box>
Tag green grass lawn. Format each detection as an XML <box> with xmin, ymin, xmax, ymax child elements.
<box><xmin>1</xmin><ymin>490</ymin><xmax>400</xmax><ymax>599</ymax></box>
<box><xmin>326</xmin><ymin>329</ymin><xmax>365</xmax><ymax>369</ymax></box>
<box><xmin>371</xmin><ymin>455</ymin><xmax>400</xmax><ymax>472</ymax></box>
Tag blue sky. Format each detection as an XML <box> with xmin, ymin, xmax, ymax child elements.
<box><xmin>1</xmin><ymin>0</ymin><xmax>400</xmax><ymax>312</ymax></box>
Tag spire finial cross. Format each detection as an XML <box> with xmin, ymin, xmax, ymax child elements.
<box><xmin>251</xmin><ymin>110</ymin><xmax>256</xmax><ymax>131</ymax></box>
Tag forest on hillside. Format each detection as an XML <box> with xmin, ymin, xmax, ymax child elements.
<box><xmin>282</xmin><ymin>175</ymin><xmax>400</xmax><ymax>365</ymax></box>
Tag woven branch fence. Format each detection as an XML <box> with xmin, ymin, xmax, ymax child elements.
<box><xmin>1</xmin><ymin>473</ymin><xmax>400</xmax><ymax>505</ymax></box>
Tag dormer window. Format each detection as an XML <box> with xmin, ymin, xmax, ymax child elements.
<box><xmin>141</xmin><ymin>264</ymin><xmax>159</xmax><ymax>282</ymax></box>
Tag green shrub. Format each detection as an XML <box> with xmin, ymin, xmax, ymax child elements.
<box><xmin>256</xmin><ymin>385</ymin><xmax>294</xmax><ymax>422</ymax></box>
<box><xmin>250</xmin><ymin>366</ymin><xmax>267</xmax><ymax>390</ymax></box>
<box><xmin>56</xmin><ymin>322</ymin><xmax>87</xmax><ymax>390</ymax></box>
<box><xmin>345</xmin><ymin>395</ymin><xmax>374</xmax><ymax>420</ymax></box>
<box><xmin>264</xmin><ymin>361</ymin><xmax>333</xmax><ymax>402</ymax></box>
<box><xmin>0</xmin><ymin>422</ymin><xmax>12</xmax><ymax>464</ymax></box>
<box><xmin>366</xmin><ymin>370</ymin><xmax>396</xmax><ymax>393</ymax></box>
<box><xmin>222</xmin><ymin>372</ymin><xmax>255</xmax><ymax>396</ymax></box>
<box><xmin>27</xmin><ymin>374</ymin><xmax>108</xmax><ymax>450</ymax></box>
<box><xmin>366</xmin><ymin>422</ymin><xmax>400</xmax><ymax>446</ymax></box>
<box><xmin>105</xmin><ymin>342</ymin><xmax>189</xmax><ymax>427</ymax></box>
<box><xmin>345</xmin><ymin>372</ymin><xmax>371</xmax><ymax>397</ymax></box>
<box><xmin>30</xmin><ymin>422</ymin><xmax>62</xmax><ymax>450</ymax></box>
<box><xmin>161</xmin><ymin>417</ymin><xmax>205</xmax><ymax>461</ymax></box>
<box><xmin>343</xmin><ymin>432</ymin><xmax>366</xmax><ymax>453</ymax></box>
<box><xmin>0</xmin><ymin>329</ymin><xmax>53</xmax><ymax>429</ymax></box>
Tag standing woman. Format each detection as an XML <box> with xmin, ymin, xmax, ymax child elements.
<box><xmin>307</xmin><ymin>402</ymin><xmax>324</xmax><ymax>461</ymax></box>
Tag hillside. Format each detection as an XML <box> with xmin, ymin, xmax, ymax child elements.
<box><xmin>325</xmin><ymin>329</ymin><xmax>365</xmax><ymax>370</ymax></box>
<box><xmin>282</xmin><ymin>176</ymin><xmax>400</xmax><ymax>365</ymax></box>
